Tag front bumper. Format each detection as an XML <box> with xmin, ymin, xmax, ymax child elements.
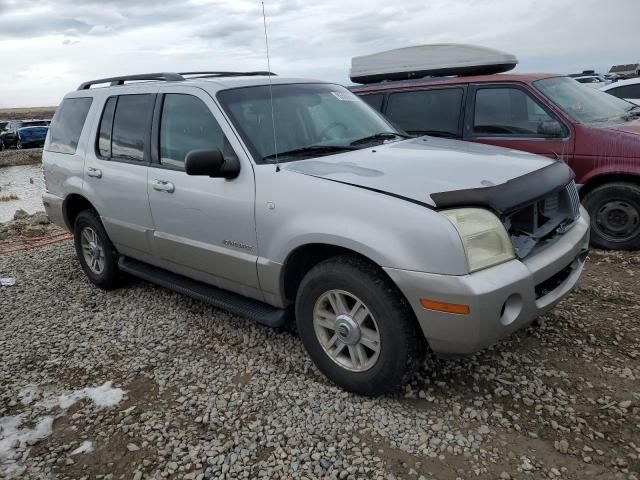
<box><xmin>385</xmin><ymin>208</ymin><xmax>590</xmax><ymax>355</ymax></box>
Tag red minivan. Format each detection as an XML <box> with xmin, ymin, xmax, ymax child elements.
<box><xmin>352</xmin><ymin>74</ymin><xmax>640</xmax><ymax>250</ymax></box>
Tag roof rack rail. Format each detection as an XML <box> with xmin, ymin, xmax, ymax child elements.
<box><xmin>77</xmin><ymin>71</ymin><xmax>277</xmax><ymax>90</ymax></box>
<box><xmin>77</xmin><ymin>72</ymin><xmax>185</xmax><ymax>90</ymax></box>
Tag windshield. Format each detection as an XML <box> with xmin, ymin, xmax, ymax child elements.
<box><xmin>217</xmin><ymin>83</ymin><xmax>403</xmax><ymax>163</ymax></box>
<box><xmin>534</xmin><ymin>76</ymin><xmax>634</xmax><ymax>123</ymax></box>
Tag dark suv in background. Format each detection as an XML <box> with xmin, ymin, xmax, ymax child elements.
<box><xmin>352</xmin><ymin>74</ymin><xmax>640</xmax><ymax>250</ymax></box>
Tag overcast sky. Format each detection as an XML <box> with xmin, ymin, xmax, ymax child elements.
<box><xmin>0</xmin><ymin>0</ymin><xmax>639</xmax><ymax>108</ymax></box>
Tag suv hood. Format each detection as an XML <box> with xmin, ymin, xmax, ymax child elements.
<box><xmin>285</xmin><ymin>137</ymin><xmax>561</xmax><ymax>210</ymax></box>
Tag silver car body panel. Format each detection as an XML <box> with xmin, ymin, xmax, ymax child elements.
<box><xmin>42</xmin><ymin>76</ymin><xmax>589</xmax><ymax>355</ymax></box>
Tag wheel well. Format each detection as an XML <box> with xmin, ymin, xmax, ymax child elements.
<box><xmin>580</xmin><ymin>173</ymin><xmax>640</xmax><ymax>198</ymax></box>
<box><xmin>281</xmin><ymin>244</ymin><xmax>377</xmax><ymax>305</ymax></box>
<box><xmin>63</xmin><ymin>194</ymin><xmax>96</xmax><ymax>230</ymax></box>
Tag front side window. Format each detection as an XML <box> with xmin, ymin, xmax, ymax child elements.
<box><xmin>386</xmin><ymin>88</ymin><xmax>463</xmax><ymax>137</ymax></box>
<box><xmin>535</xmin><ymin>76</ymin><xmax>635</xmax><ymax>123</ymax></box>
<box><xmin>111</xmin><ymin>94</ymin><xmax>154</xmax><ymax>162</ymax></box>
<box><xmin>473</xmin><ymin>87</ymin><xmax>556</xmax><ymax>136</ymax></box>
<box><xmin>159</xmin><ymin>94</ymin><xmax>234</xmax><ymax>169</ymax></box>
<box><xmin>217</xmin><ymin>84</ymin><xmax>401</xmax><ymax>163</ymax></box>
<box><xmin>47</xmin><ymin>98</ymin><xmax>92</xmax><ymax>154</ymax></box>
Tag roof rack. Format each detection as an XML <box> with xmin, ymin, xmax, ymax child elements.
<box><xmin>77</xmin><ymin>71</ymin><xmax>277</xmax><ymax>90</ymax></box>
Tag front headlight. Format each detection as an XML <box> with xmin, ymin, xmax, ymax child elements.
<box><xmin>443</xmin><ymin>208</ymin><xmax>515</xmax><ymax>273</ymax></box>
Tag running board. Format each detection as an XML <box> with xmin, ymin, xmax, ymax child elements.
<box><xmin>118</xmin><ymin>257</ymin><xmax>288</xmax><ymax>328</ymax></box>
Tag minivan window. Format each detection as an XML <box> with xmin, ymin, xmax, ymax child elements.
<box><xmin>473</xmin><ymin>87</ymin><xmax>555</xmax><ymax>136</ymax></box>
<box><xmin>97</xmin><ymin>97</ymin><xmax>117</xmax><ymax>158</ymax></box>
<box><xmin>111</xmin><ymin>94</ymin><xmax>155</xmax><ymax>162</ymax></box>
<box><xmin>534</xmin><ymin>76</ymin><xmax>634</xmax><ymax>123</ymax></box>
<box><xmin>159</xmin><ymin>94</ymin><xmax>232</xmax><ymax>169</ymax></box>
<box><xmin>217</xmin><ymin>84</ymin><xmax>400</xmax><ymax>163</ymax></box>
<box><xmin>360</xmin><ymin>93</ymin><xmax>384</xmax><ymax>111</ymax></box>
<box><xmin>386</xmin><ymin>88</ymin><xmax>463</xmax><ymax>137</ymax></box>
<box><xmin>47</xmin><ymin>97</ymin><xmax>92</xmax><ymax>154</ymax></box>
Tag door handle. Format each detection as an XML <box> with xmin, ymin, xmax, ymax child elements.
<box><xmin>87</xmin><ymin>167</ymin><xmax>102</xmax><ymax>178</ymax></box>
<box><xmin>151</xmin><ymin>179</ymin><xmax>175</xmax><ymax>193</ymax></box>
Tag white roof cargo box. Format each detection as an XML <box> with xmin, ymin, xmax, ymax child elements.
<box><xmin>350</xmin><ymin>44</ymin><xmax>518</xmax><ymax>84</ymax></box>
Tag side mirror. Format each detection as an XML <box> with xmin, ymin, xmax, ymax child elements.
<box><xmin>184</xmin><ymin>149</ymin><xmax>240</xmax><ymax>179</ymax></box>
<box><xmin>538</xmin><ymin>120</ymin><xmax>563</xmax><ymax>137</ymax></box>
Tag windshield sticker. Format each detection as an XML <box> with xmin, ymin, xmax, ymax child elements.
<box><xmin>331</xmin><ymin>91</ymin><xmax>359</xmax><ymax>101</ymax></box>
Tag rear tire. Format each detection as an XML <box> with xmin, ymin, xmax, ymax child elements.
<box><xmin>583</xmin><ymin>182</ymin><xmax>640</xmax><ymax>250</ymax></box>
<box><xmin>16</xmin><ymin>140</ymin><xmax>22</xmax><ymax>150</ymax></box>
<box><xmin>295</xmin><ymin>255</ymin><xmax>424</xmax><ymax>395</ymax></box>
<box><xmin>74</xmin><ymin>210</ymin><xmax>120</xmax><ymax>289</ymax></box>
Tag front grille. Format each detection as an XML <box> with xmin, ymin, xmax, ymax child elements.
<box><xmin>504</xmin><ymin>181</ymin><xmax>581</xmax><ymax>258</ymax></box>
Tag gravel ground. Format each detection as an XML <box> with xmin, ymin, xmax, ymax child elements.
<box><xmin>1</xmin><ymin>215</ymin><xmax>639</xmax><ymax>480</ymax></box>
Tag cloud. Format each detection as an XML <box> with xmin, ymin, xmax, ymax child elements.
<box><xmin>0</xmin><ymin>0</ymin><xmax>639</xmax><ymax>107</ymax></box>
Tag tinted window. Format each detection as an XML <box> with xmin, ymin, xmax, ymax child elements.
<box><xmin>360</xmin><ymin>93</ymin><xmax>383</xmax><ymax>111</ymax></box>
<box><xmin>111</xmin><ymin>94</ymin><xmax>154</xmax><ymax>162</ymax></box>
<box><xmin>608</xmin><ymin>84</ymin><xmax>640</xmax><ymax>99</ymax></box>
<box><xmin>160</xmin><ymin>94</ymin><xmax>233</xmax><ymax>169</ymax></box>
<box><xmin>97</xmin><ymin>97</ymin><xmax>117</xmax><ymax>158</ymax></box>
<box><xmin>47</xmin><ymin>97</ymin><xmax>92</xmax><ymax>154</ymax></box>
<box><xmin>473</xmin><ymin>88</ymin><xmax>555</xmax><ymax>136</ymax></box>
<box><xmin>386</xmin><ymin>89</ymin><xmax>463</xmax><ymax>136</ymax></box>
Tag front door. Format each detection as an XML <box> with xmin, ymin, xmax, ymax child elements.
<box><xmin>464</xmin><ymin>84</ymin><xmax>574</xmax><ymax>161</ymax></box>
<box><xmin>147</xmin><ymin>87</ymin><xmax>261</xmax><ymax>300</ymax></box>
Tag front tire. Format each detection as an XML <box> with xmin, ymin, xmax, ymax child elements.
<box><xmin>296</xmin><ymin>255</ymin><xmax>424</xmax><ymax>395</ymax></box>
<box><xmin>583</xmin><ymin>182</ymin><xmax>640</xmax><ymax>250</ymax></box>
<box><xmin>74</xmin><ymin>210</ymin><xmax>120</xmax><ymax>289</ymax></box>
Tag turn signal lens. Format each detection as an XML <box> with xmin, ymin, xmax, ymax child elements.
<box><xmin>420</xmin><ymin>299</ymin><xmax>470</xmax><ymax>315</ymax></box>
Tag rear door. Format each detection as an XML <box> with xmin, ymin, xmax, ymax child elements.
<box><xmin>83</xmin><ymin>90</ymin><xmax>157</xmax><ymax>264</ymax></box>
<box><xmin>146</xmin><ymin>86</ymin><xmax>261</xmax><ymax>300</ymax></box>
<box><xmin>463</xmin><ymin>84</ymin><xmax>574</xmax><ymax>160</ymax></box>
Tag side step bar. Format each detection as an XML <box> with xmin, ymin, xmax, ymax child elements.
<box><xmin>118</xmin><ymin>257</ymin><xmax>288</xmax><ymax>328</ymax></box>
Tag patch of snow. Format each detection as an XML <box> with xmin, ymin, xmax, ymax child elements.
<box><xmin>44</xmin><ymin>381</ymin><xmax>125</xmax><ymax>410</ymax></box>
<box><xmin>0</xmin><ymin>415</ymin><xmax>54</xmax><ymax>467</ymax></box>
<box><xmin>71</xmin><ymin>440</ymin><xmax>93</xmax><ymax>455</ymax></box>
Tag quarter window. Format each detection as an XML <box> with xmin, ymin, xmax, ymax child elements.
<box><xmin>46</xmin><ymin>97</ymin><xmax>92</xmax><ymax>154</ymax></box>
<box><xmin>386</xmin><ymin>88</ymin><xmax>464</xmax><ymax>137</ymax></box>
<box><xmin>473</xmin><ymin>87</ymin><xmax>556</xmax><ymax>136</ymax></box>
<box><xmin>159</xmin><ymin>94</ymin><xmax>234</xmax><ymax>169</ymax></box>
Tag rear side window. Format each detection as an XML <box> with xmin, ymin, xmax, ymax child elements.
<box><xmin>608</xmin><ymin>84</ymin><xmax>640</xmax><ymax>99</ymax></box>
<box><xmin>111</xmin><ymin>94</ymin><xmax>154</xmax><ymax>162</ymax></box>
<box><xmin>360</xmin><ymin>93</ymin><xmax>384</xmax><ymax>111</ymax></box>
<box><xmin>47</xmin><ymin>97</ymin><xmax>92</xmax><ymax>154</ymax></box>
<box><xmin>386</xmin><ymin>88</ymin><xmax>463</xmax><ymax>136</ymax></box>
<box><xmin>159</xmin><ymin>94</ymin><xmax>231</xmax><ymax>169</ymax></box>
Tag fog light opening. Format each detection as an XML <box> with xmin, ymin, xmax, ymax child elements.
<box><xmin>500</xmin><ymin>293</ymin><xmax>522</xmax><ymax>326</ymax></box>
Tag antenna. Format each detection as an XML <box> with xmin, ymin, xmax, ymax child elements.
<box><xmin>262</xmin><ymin>1</ymin><xmax>279</xmax><ymax>172</ymax></box>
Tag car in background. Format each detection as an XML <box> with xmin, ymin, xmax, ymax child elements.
<box><xmin>601</xmin><ymin>77</ymin><xmax>640</xmax><ymax>105</ymax></box>
<box><xmin>608</xmin><ymin>63</ymin><xmax>640</xmax><ymax>80</ymax></box>
<box><xmin>0</xmin><ymin>120</ymin><xmax>49</xmax><ymax>150</ymax></box>
<box><xmin>573</xmin><ymin>75</ymin><xmax>608</xmax><ymax>88</ymax></box>
<box><xmin>353</xmin><ymin>73</ymin><xmax>640</xmax><ymax>250</ymax></box>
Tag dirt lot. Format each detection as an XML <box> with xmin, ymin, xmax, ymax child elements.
<box><xmin>0</xmin><ymin>214</ymin><xmax>639</xmax><ymax>479</ymax></box>
<box><xmin>0</xmin><ymin>107</ymin><xmax>56</xmax><ymax>121</ymax></box>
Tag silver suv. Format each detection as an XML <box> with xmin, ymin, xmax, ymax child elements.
<box><xmin>42</xmin><ymin>71</ymin><xmax>589</xmax><ymax>395</ymax></box>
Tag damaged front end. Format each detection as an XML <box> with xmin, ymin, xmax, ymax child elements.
<box><xmin>431</xmin><ymin>161</ymin><xmax>581</xmax><ymax>259</ymax></box>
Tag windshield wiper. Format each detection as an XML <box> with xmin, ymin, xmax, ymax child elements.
<box><xmin>405</xmin><ymin>130</ymin><xmax>459</xmax><ymax>139</ymax></box>
<box><xmin>349</xmin><ymin>132</ymin><xmax>411</xmax><ymax>146</ymax></box>
<box><xmin>262</xmin><ymin>145</ymin><xmax>356</xmax><ymax>161</ymax></box>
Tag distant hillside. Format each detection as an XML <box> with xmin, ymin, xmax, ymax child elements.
<box><xmin>0</xmin><ymin>107</ymin><xmax>57</xmax><ymax>121</ymax></box>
